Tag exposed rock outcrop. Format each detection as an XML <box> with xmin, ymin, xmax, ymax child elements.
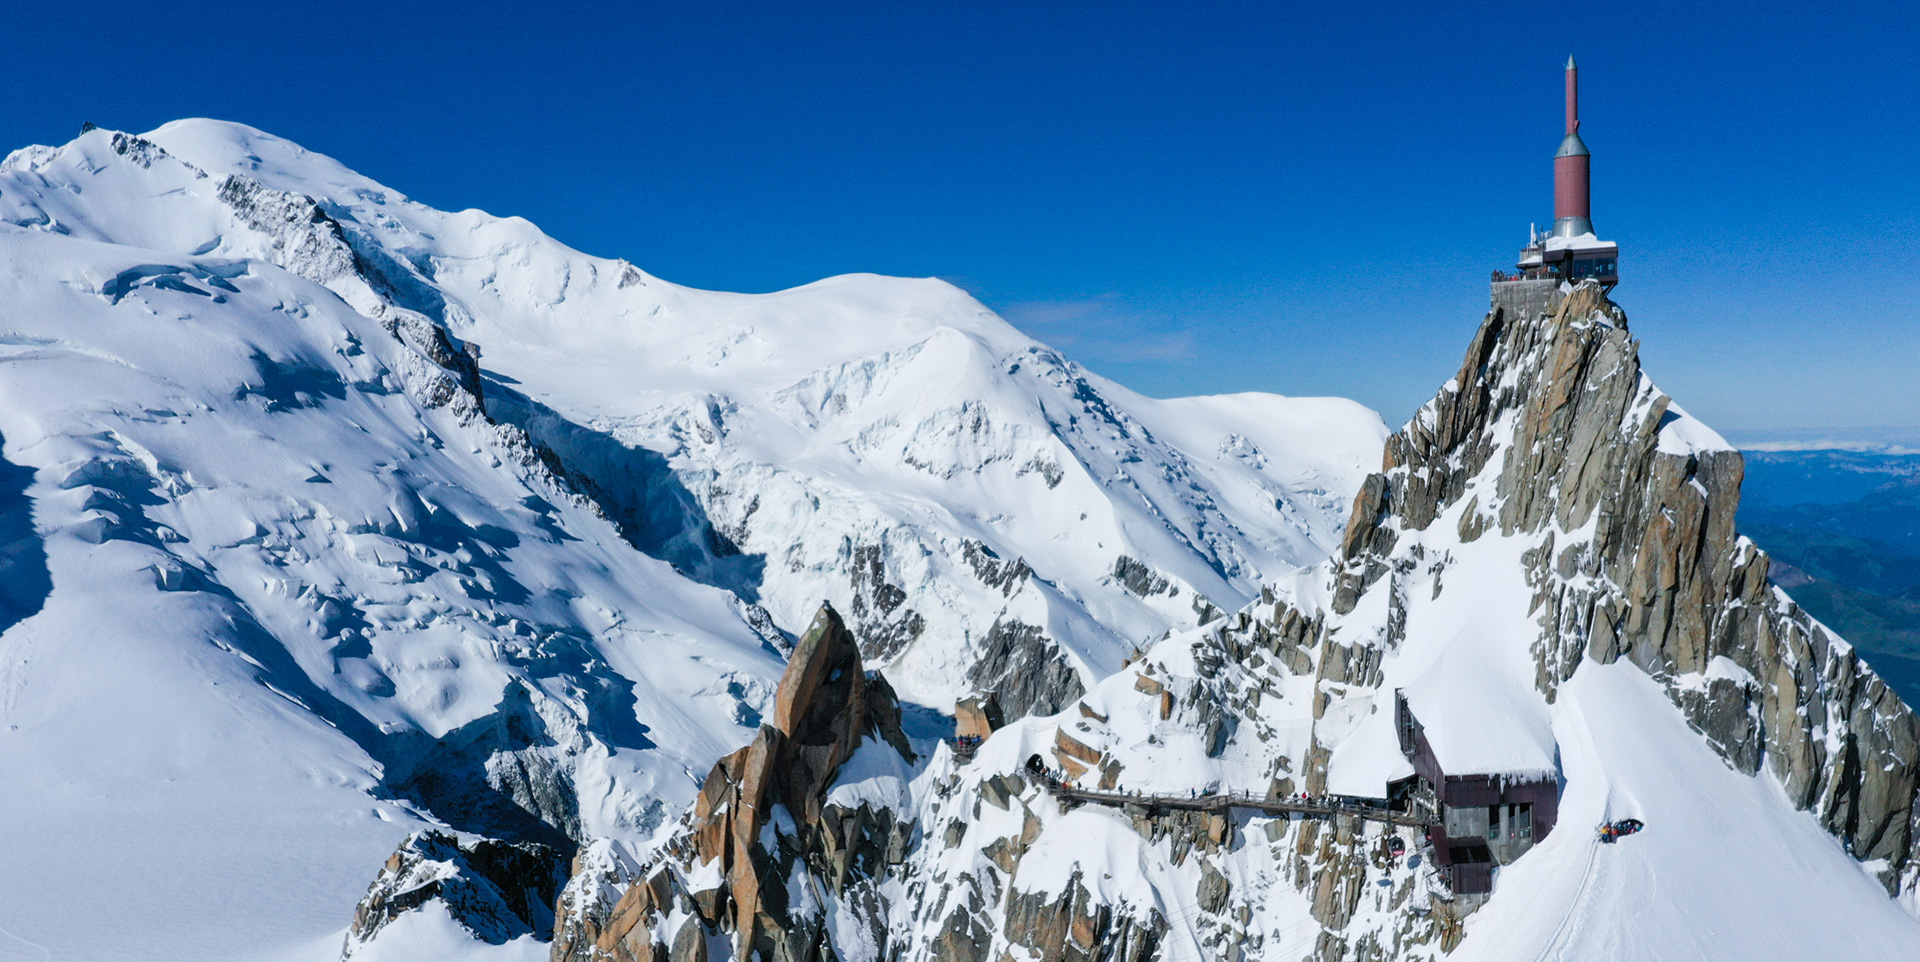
<box><xmin>1001</xmin><ymin>873</ymin><xmax>1166</xmax><ymax>962</ymax></box>
<box><xmin>212</xmin><ymin>154</ymin><xmax>492</xmax><ymax>424</ymax></box>
<box><xmin>953</xmin><ymin>283</ymin><xmax>1920</xmax><ymax>962</ymax></box>
<box><xmin>955</xmin><ymin>692</ymin><xmax>1003</xmax><ymax>740</ymax></box>
<box><xmin>342</xmin><ymin>830</ymin><xmax>566</xmax><ymax>957</ymax></box>
<box><xmin>551</xmin><ymin>604</ymin><xmax>916</xmax><ymax>962</ymax></box>
<box><xmin>965</xmin><ymin>617</ymin><xmax>1086</xmax><ymax>720</ymax></box>
<box><xmin>848</xmin><ymin>542</ymin><xmax>927</xmax><ymax>662</ymax></box>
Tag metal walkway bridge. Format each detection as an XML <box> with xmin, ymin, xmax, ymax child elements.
<box><xmin>1035</xmin><ymin>777</ymin><xmax>1439</xmax><ymax>828</ymax></box>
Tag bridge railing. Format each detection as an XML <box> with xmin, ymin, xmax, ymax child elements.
<box><xmin>1027</xmin><ymin>769</ymin><xmax>1437</xmax><ymax>827</ymax></box>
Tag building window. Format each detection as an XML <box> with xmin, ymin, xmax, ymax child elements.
<box><xmin>1486</xmin><ymin>805</ymin><xmax>1502</xmax><ymax>840</ymax></box>
<box><xmin>1514</xmin><ymin>803</ymin><xmax>1532</xmax><ymax>840</ymax></box>
<box><xmin>1449</xmin><ymin>843</ymin><xmax>1491</xmax><ymax>864</ymax></box>
<box><xmin>1569</xmin><ymin>257</ymin><xmax>1616</xmax><ymax>279</ymax></box>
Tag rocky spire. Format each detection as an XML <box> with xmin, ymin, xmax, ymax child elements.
<box><xmin>1335</xmin><ymin>283</ymin><xmax>1920</xmax><ymax>892</ymax></box>
<box><xmin>550</xmin><ymin>603</ymin><xmax>915</xmax><ymax>962</ymax></box>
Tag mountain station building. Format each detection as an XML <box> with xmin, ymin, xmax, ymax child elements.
<box><xmin>1387</xmin><ymin>690</ymin><xmax>1560</xmax><ymax>899</ymax></box>
<box><xmin>1493</xmin><ymin>57</ymin><xmax>1619</xmax><ymax>318</ymax></box>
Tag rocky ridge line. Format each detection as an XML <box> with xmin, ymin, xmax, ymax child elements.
<box><xmin>1332</xmin><ymin>283</ymin><xmax>1920</xmax><ymax>893</ymax></box>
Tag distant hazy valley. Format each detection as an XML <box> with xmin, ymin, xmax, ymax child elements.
<box><xmin>1740</xmin><ymin>450</ymin><xmax>1920</xmax><ymax>703</ymax></box>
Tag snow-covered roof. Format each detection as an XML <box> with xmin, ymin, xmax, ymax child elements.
<box><xmin>1325</xmin><ymin>509</ymin><xmax>1566</xmax><ymax>797</ymax></box>
<box><xmin>1543</xmin><ymin>232</ymin><xmax>1617</xmax><ymax>254</ymax></box>
<box><xmin>1323</xmin><ymin>701</ymin><xmax>1413</xmax><ymax>797</ymax></box>
<box><xmin>1398</xmin><ymin>662</ymin><xmax>1559</xmax><ymax>779</ymax></box>
<box><xmin>1326</xmin><ymin>660</ymin><xmax>1559</xmax><ymax>798</ymax></box>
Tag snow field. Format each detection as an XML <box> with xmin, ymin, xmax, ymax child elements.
<box><xmin>1454</xmin><ymin>664</ymin><xmax>1919</xmax><ymax>961</ymax></box>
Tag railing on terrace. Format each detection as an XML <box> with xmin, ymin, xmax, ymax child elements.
<box><xmin>1028</xmin><ymin>770</ymin><xmax>1440</xmax><ymax>829</ymax></box>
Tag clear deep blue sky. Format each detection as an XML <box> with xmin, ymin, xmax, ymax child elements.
<box><xmin>9</xmin><ymin>1</ymin><xmax>1917</xmax><ymax>441</ymax></box>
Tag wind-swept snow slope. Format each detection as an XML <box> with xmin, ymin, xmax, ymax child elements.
<box><xmin>0</xmin><ymin>121</ymin><xmax>1377</xmax><ymax>961</ymax></box>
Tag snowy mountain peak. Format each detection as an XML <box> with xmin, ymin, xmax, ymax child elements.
<box><xmin>0</xmin><ymin>120</ymin><xmax>1385</xmax><ymax>960</ymax></box>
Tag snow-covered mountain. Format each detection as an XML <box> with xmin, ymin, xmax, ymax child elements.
<box><xmin>0</xmin><ymin>121</ymin><xmax>1379</xmax><ymax>961</ymax></box>
<box><xmin>135</xmin><ymin>118</ymin><xmax>1386</xmax><ymax>719</ymax></box>
<box><xmin>3</xmin><ymin>120</ymin><xmax>1916</xmax><ymax>962</ymax></box>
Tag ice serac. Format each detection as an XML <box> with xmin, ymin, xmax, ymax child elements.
<box><xmin>1335</xmin><ymin>283</ymin><xmax>1920</xmax><ymax>891</ymax></box>
<box><xmin>550</xmin><ymin>603</ymin><xmax>916</xmax><ymax>962</ymax></box>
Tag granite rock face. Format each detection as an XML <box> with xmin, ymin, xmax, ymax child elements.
<box><xmin>1000</xmin><ymin>873</ymin><xmax>1166</xmax><ymax>962</ymax></box>
<box><xmin>1336</xmin><ymin>284</ymin><xmax>1920</xmax><ymax>893</ymax></box>
<box><xmin>341</xmin><ymin>830</ymin><xmax>567</xmax><ymax>957</ymax></box>
<box><xmin>550</xmin><ymin>604</ymin><xmax>915</xmax><ymax>962</ymax></box>
<box><xmin>893</xmin><ymin>770</ymin><xmax>1177</xmax><ymax>962</ymax></box>
<box><xmin>966</xmin><ymin>616</ymin><xmax>1087</xmax><ymax>720</ymax></box>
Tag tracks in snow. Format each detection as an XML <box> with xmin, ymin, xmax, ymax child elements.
<box><xmin>1535</xmin><ymin>836</ymin><xmax>1601</xmax><ymax>962</ymax></box>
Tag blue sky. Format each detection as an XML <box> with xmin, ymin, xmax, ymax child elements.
<box><xmin>8</xmin><ymin>1</ymin><xmax>1916</xmax><ymax>440</ymax></box>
